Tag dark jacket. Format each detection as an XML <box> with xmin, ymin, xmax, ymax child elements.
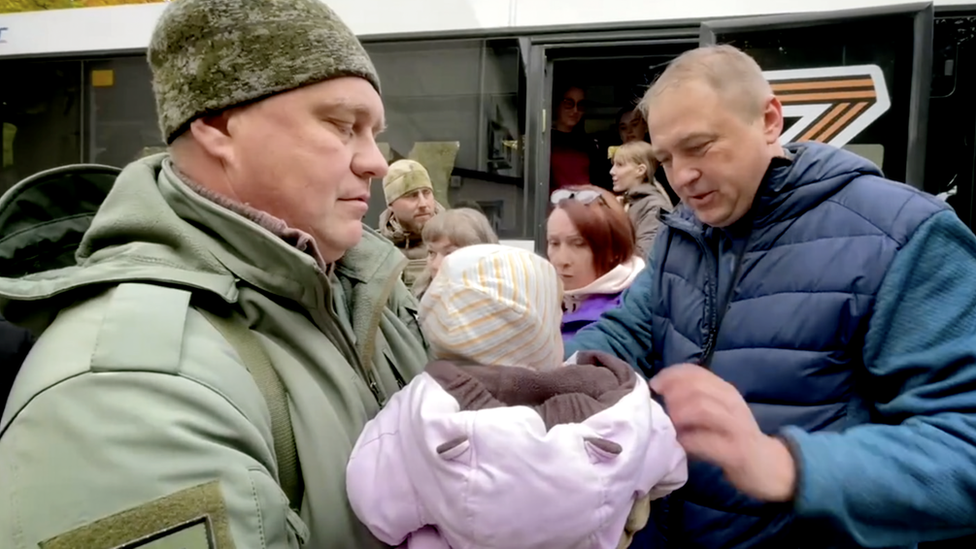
<box><xmin>0</xmin><ymin>318</ymin><xmax>34</xmax><ymax>412</ymax></box>
<box><xmin>567</xmin><ymin>142</ymin><xmax>976</xmax><ymax>548</ymax></box>
<box><xmin>550</xmin><ymin>129</ymin><xmax>611</xmax><ymax>192</ymax></box>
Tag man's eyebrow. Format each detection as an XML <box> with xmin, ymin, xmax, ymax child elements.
<box><xmin>316</xmin><ymin>99</ymin><xmax>386</xmax><ymax>132</ymax></box>
<box><xmin>675</xmin><ymin>132</ymin><xmax>717</xmax><ymax>147</ymax></box>
<box><xmin>653</xmin><ymin>132</ymin><xmax>717</xmax><ymax>159</ymax></box>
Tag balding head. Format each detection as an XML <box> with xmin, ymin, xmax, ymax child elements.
<box><xmin>640</xmin><ymin>45</ymin><xmax>773</xmax><ymax>123</ymax></box>
<box><xmin>638</xmin><ymin>45</ymin><xmax>784</xmax><ymax>228</ymax></box>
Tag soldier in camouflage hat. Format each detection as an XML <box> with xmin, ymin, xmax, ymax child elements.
<box><xmin>379</xmin><ymin>159</ymin><xmax>445</xmax><ymax>289</ymax></box>
<box><xmin>0</xmin><ymin>1</ymin><xmax>428</xmax><ymax>548</ymax></box>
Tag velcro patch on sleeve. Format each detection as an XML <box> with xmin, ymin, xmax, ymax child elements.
<box><xmin>39</xmin><ymin>481</ymin><xmax>235</xmax><ymax>549</ymax></box>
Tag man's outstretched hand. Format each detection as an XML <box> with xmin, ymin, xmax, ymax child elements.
<box><xmin>650</xmin><ymin>363</ymin><xmax>797</xmax><ymax>503</ymax></box>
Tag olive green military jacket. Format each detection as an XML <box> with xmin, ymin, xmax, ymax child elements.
<box><xmin>0</xmin><ymin>155</ymin><xmax>429</xmax><ymax>549</ymax></box>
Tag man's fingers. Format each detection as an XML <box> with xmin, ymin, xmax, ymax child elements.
<box><xmin>669</xmin><ymin>396</ymin><xmax>731</xmax><ymax>434</ymax></box>
<box><xmin>675</xmin><ymin>428</ymin><xmax>728</xmax><ymax>463</ymax></box>
<box><xmin>652</xmin><ymin>374</ymin><xmax>737</xmax><ymax>419</ymax></box>
<box><xmin>650</xmin><ymin>364</ymin><xmax>695</xmax><ymax>395</ymax></box>
<box><xmin>650</xmin><ymin>363</ymin><xmax>720</xmax><ymax>395</ymax></box>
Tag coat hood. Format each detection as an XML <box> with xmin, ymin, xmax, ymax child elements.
<box><xmin>347</xmin><ymin>351</ymin><xmax>688</xmax><ymax>549</ymax></box>
<box><xmin>754</xmin><ymin>141</ymin><xmax>883</xmax><ymax>226</ymax></box>
<box><xmin>0</xmin><ymin>154</ymin><xmax>407</xmax><ymax>335</ymax></box>
<box><xmin>564</xmin><ymin>255</ymin><xmax>645</xmax><ymax>310</ymax></box>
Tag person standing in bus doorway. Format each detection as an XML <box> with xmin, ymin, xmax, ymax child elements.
<box><xmin>379</xmin><ymin>159</ymin><xmax>445</xmax><ymax>289</ymax></box>
<box><xmin>550</xmin><ymin>84</ymin><xmax>610</xmax><ymax>193</ymax></box>
<box><xmin>0</xmin><ymin>1</ymin><xmax>429</xmax><ymax>549</ymax></box>
<box><xmin>566</xmin><ymin>44</ymin><xmax>976</xmax><ymax>548</ymax></box>
<box><xmin>617</xmin><ymin>106</ymin><xmax>649</xmax><ymax>144</ymax></box>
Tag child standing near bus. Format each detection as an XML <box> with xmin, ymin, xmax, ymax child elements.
<box><xmin>346</xmin><ymin>244</ymin><xmax>687</xmax><ymax>549</ymax></box>
<box><xmin>411</xmin><ymin>207</ymin><xmax>499</xmax><ymax>299</ymax></box>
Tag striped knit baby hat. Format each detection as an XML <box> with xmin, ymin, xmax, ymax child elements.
<box><xmin>419</xmin><ymin>244</ymin><xmax>564</xmax><ymax>371</ymax></box>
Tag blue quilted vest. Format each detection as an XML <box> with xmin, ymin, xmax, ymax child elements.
<box><xmin>638</xmin><ymin>142</ymin><xmax>947</xmax><ymax>549</ymax></box>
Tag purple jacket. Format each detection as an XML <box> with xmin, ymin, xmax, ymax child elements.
<box><xmin>561</xmin><ymin>292</ymin><xmax>623</xmax><ymax>341</ymax></box>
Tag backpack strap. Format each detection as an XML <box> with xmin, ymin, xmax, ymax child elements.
<box><xmin>197</xmin><ymin>308</ymin><xmax>304</xmax><ymax>513</ymax></box>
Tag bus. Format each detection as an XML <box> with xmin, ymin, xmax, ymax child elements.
<box><xmin>2</xmin><ymin>0</ymin><xmax>975</xmax><ymax>252</ymax></box>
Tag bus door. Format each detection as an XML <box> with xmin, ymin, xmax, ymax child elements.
<box><xmin>525</xmin><ymin>30</ymin><xmax>700</xmax><ymax>252</ymax></box>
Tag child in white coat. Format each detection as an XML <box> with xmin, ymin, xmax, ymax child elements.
<box><xmin>346</xmin><ymin>244</ymin><xmax>687</xmax><ymax>549</ymax></box>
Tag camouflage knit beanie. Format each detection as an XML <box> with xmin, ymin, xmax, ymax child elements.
<box><xmin>148</xmin><ymin>0</ymin><xmax>380</xmax><ymax>144</ymax></box>
<box><xmin>383</xmin><ymin>160</ymin><xmax>434</xmax><ymax>205</ymax></box>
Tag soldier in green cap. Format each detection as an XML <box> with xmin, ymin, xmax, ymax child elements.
<box><xmin>379</xmin><ymin>159</ymin><xmax>445</xmax><ymax>289</ymax></box>
<box><xmin>0</xmin><ymin>1</ymin><xmax>428</xmax><ymax>548</ymax></box>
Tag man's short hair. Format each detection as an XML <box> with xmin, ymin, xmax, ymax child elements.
<box><xmin>639</xmin><ymin>45</ymin><xmax>772</xmax><ymax>121</ymax></box>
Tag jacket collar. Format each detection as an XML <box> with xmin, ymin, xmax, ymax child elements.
<box><xmin>151</xmin><ymin>160</ymin><xmax>330</xmax><ymax>310</ymax></box>
<box><xmin>663</xmin><ymin>142</ymin><xmax>881</xmax><ymax>236</ymax></box>
<box><xmin>626</xmin><ymin>183</ymin><xmax>658</xmax><ymax>198</ymax></box>
<box><xmin>0</xmin><ymin>154</ymin><xmax>407</xmax><ymax>319</ymax></box>
<box><xmin>625</xmin><ymin>182</ymin><xmax>665</xmax><ymax>200</ymax></box>
<box><xmin>158</xmin><ymin>160</ymin><xmax>412</xmax><ymax>317</ymax></box>
<box><xmin>563</xmin><ymin>256</ymin><xmax>645</xmax><ymax>312</ymax></box>
<box><xmin>425</xmin><ymin>350</ymin><xmax>637</xmax><ymax>430</ymax></box>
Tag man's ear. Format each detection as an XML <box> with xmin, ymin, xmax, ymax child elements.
<box><xmin>762</xmin><ymin>95</ymin><xmax>784</xmax><ymax>145</ymax></box>
<box><xmin>188</xmin><ymin>111</ymin><xmax>236</xmax><ymax>162</ymax></box>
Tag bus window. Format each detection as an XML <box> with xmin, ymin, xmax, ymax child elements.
<box><xmin>2</xmin><ymin>124</ymin><xmax>14</xmax><ymax>168</ymax></box>
<box><xmin>363</xmin><ymin>39</ymin><xmax>527</xmax><ymax>241</ymax></box>
<box><xmin>702</xmin><ymin>6</ymin><xmax>931</xmax><ymax>187</ymax></box>
<box><xmin>86</xmin><ymin>56</ymin><xmax>165</xmax><ymax>168</ymax></box>
<box><xmin>0</xmin><ymin>60</ymin><xmax>82</xmax><ymax>193</ymax></box>
<box><xmin>926</xmin><ymin>14</ymin><xmax>976</xmax><ymax>229</ymax></box>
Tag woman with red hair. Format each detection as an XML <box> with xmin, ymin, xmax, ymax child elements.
<box><xmin>547</xmin><ymin>185</ymin><xmax>646</xmax><ymax>340</ymax></box>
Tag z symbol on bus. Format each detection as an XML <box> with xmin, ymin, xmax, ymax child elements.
<box><xmin>762</xmin><ymin>65</ymin><xmax>890</xmax><ymax>148</ymax></box>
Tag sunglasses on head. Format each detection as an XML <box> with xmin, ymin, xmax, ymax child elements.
<box><xmin>550</xmin><ymin>189</ymin><xmax>603</xmax><ymax>205</ymax></box>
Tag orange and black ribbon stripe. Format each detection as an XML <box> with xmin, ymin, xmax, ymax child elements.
<box><xmin>772</xmin><ymin>75</ymin><xmax>877</xmax><ymax>143</ymax></box>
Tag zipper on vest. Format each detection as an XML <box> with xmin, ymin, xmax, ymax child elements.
<box><xmin>659</xmin><ymin>217</ymin><xmax>720</xmax><ymax>368</ymax></box>
<box><xmin>323</xmin><ymin>307</ymin><xmax>383</xmax><ymax>405</ymax></box>
<box><xmin>360</xmin><ymin>256</ymin><xmax>408</xmax><ymax>379</ymax></box>
<box><xmin>694</xmin><ymin>233</ymin><xmax>721</xmax><ymax>368</ymax></box>
<box><xmin>699</xmin><ymin>231</ymin><xmax>750</xmax><ymax>369</ymax></box>
<box><xmin>661</xmin><ymin>216</ymin><xmax>750</xmax><ymax>369</ymax></box>
<box><xmin>311</xmin><ymin>275</ymin><xmax>384</xmax><ymax>407</ymax></box>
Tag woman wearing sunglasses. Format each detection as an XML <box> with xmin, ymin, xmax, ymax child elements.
<box><xmin>547</xmin><ymin>186</ymin><xmax>645</xmax><ymax>341</ymax></box>
<box><xmin>550</xmin><ymin>85</ymin><xmax>611</xmax><ymax>193</ymax></box>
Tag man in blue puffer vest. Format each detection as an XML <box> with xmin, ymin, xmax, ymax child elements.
<box><xmin>565</xmin><ymin>44</ymin><xmax>976</xmax><ymax>549</ymax></box>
